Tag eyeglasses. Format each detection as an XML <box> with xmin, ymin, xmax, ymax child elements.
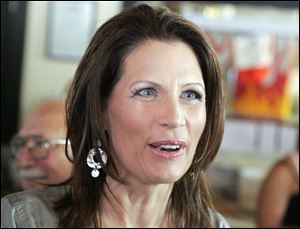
<box><xmin>10</xmin><ymin>135</ymin><xmax>69</xmax><ymax>160</ymax></box>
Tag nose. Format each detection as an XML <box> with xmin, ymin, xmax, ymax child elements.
<box><xmin>158</xmin><ymin>96</ymin><xmax>185</xmax><ymax>129</ymax></box>
<box><xmin>16</xmin><ymin>148</ymin><xmax>37</xmax><ymax>168</ymax></box>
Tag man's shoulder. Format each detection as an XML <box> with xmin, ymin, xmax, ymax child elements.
<box><xmin>2</xmin><ymin>185</ymin><xmax>68</xmax><ymax>204</ymax></box>
<box><xmin>1</xmin><ymin>185</ymin><xmax>68</xmax><ymax>228</ymax></box>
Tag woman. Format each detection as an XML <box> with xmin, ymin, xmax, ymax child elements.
<box><xmin>1</xmin><ymin>4</ymin><xmax>229</xmax><ymax>228</ymax></box>
<box><xmin>257</xmin><ymin>149</ymin><xmax>299</xmax><ymax>227</ymax></box>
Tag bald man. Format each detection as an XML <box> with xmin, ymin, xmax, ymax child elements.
<box><xmin>10</xmin><ymin>100</ymin><xmax>72</xmax><ymax>190</ymax></box>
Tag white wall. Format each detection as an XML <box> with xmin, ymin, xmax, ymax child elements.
<box><xmin>20</xmin><ymin>1</ymin><xmax>123</xmax><ymax>125</ymax></box>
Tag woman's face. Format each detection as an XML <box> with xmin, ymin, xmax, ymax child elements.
<box><xmin>107</xmin><ymin>40</ymin><xmax>206</xmax><ymax>185</ymax></box>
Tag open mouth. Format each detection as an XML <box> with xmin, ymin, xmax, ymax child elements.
<box><xmin>149</xmin><ymin>140</ymin><xmax>186</xmax><ymax>159</ymax></box>
<box><xmin>150</xmin><ymin>144</ymin><xmax>181</xmax><ymax>152</ymax></box>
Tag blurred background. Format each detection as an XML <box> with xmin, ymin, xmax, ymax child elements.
<box><xmin>1</xmin><ymin>1</ymin><xmax>299</xmax><ymax>227</ymax></box>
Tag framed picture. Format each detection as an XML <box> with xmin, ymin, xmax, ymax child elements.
<box><xmin>46</xmin><ymin>1</ymin><xmax>97</xmax><ymax>60</ymax></box>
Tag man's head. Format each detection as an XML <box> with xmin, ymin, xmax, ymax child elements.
<box><xmin>11</xmin><ymin>100</ymin><xmax>72</xmax><ymax>190</ymax></box>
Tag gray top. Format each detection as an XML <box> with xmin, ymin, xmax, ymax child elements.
<box><xmin>1</xmin><ymin>186</ymin><xmax>231</xmax><ymax>228</ymax></box>
<box><xmin>1</xmin><ymin>186</ymin><xmax>65</xmax><ymax>228</ymax></box>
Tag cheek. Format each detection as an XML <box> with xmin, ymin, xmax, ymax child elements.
<box><xmin>189</xmin><ymin>109</ymin><xmax>206</xmax><ymax>157</ymax></box>
<box><xmin>41</xmin><ymin>148</ymin><xmax>68</xmax><ymax>169</ymax></box>
<box><xmin>107</xmin><ymin>103</ymin><xmax>153</xmax><ymax>170</ymax></box>
<box><xmin>108</xmin><ymin>103</ymin><xmax>153</xmax><ymax>138</ymax></box>
<box><xmin>189</xmin><ymin>108</ymin><xmax>206</xmax><ymax>142</ymax></box>
<box><xmin>107</xmin><ymin>105</ymin><xmax>146</xmax><ymax>164</ymax></box>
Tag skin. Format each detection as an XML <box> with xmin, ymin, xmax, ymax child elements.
<box><xmin>103</xmin><ymin>39</ymin><xmax>206</xmax><ymax>227</ymax></box>
<box><xmin>257</xmin><ymin>152</ymin><xmax>299</xmax><ymax>227</ymax></box>
<box><xmin>16</xmin><ymin>100</ymin><xmax>72</xmax><ymax>190</ymax></box>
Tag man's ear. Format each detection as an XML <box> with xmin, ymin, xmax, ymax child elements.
<box><xmin>66</xmin><ymin>144</ymin><xmax>74</xmax><ymax>161</ymax></box>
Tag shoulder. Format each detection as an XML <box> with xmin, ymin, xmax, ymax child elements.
<box><xmin>208</xmin><ymin>210</ymin><xmax>231</xmax><ymax>228</ymax></box>
<box><xmin>288</xmin><ymin>152</ymin><xmax>299</xmax><ymax>175</ymax></box>
<box><xmin>264</xmin><ymin>156</ymin><xmax>296</xmax><ymax>189</ymax></box>
<box><xmin>1</xmin><ymin>185</ymin><xmax>68</xmax><ymax>228</ymax></box>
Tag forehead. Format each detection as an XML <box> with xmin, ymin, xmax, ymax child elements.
<box><xmin>19</xmin><ymin>105</ymin><xmax>65</xmax><ymax>137</ymax></box>
<box><xmin>121</xmin><ymin>39</ymin><xmax>202</xmax><ymax>81</ymax></box>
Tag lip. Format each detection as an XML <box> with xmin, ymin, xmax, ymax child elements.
<box><xmin>149</xmin><ymin>140</ymin><xmax>187</xmax><ymax>148</ymax></box>
<box><xmin>148</xmin><ymin>140</ymin><xmax>187</xmax><ymax>160</ymax></box>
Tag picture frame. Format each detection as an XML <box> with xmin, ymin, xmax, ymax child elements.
<box><xmin>46</xmin><ymin>1</ymin><xmax>97</xmax><ymax>60</ymax></box>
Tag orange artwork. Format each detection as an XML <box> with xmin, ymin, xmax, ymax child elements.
<box><xmin>233</xmin><ymin>38</ymin><xmax>294</xmax><ymax>121</ymax></box>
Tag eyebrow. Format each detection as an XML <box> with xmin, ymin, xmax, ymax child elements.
<box><xmin>130</xmin><ymin>80</ymin><xmax>205</xmax><ymax>92</ymax></box>
<box><xmin>182</xmin><ymin>82</ymin><xmax>205</xmax><ymax>92</ymax></box>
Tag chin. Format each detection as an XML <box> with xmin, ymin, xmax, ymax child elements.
<box><xmin>150</xmin><ymin>171</ymin><xmax>184</xmax><ymax>184</ymax></box>
<box><xmin>21</xmin><ymin>181</ymin><xmax>41</xmax><ymax>190</ymax></box>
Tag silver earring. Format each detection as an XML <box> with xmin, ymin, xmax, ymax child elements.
<box><xmin>86</xmin><ymin>142</ymin><xmax>107</xmax><ymax>178</ymax></box>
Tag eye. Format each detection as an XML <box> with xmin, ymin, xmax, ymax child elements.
<box><xmin>32</xmin><ymin>136</ymin><xmax>46</xmax><ymax>145</ymax></box>
<box><xmin>133</xmin><ymin>87</ymin><xmax>156</xmax><ymax>98</ymax></box>
<box><xmin>181</xmin><ymin>90</ymin><xmax>202</xmax><ymax>101</ymax></box>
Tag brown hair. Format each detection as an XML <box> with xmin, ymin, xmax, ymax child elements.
<box><xmin>55</xmin><ymin>4</ymin><xmax>225</xmax><ymax>228</ymax></box>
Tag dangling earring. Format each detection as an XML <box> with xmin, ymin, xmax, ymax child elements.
<box><xmin>190</xmin><ymin>171</ymin><xmax>195</xmax><ymax>180</ymax></box>
<box><xmin>86</xmin><ymin>142</ymin><xmax>107</xmax><ymax>178</ymax></box>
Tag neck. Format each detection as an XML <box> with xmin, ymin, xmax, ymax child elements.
<box><xmin>101</xmin><ymin>176</ymin><xmax>173</xmax><ymax>228</ymax></box>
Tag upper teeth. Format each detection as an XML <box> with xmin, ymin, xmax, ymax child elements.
<box><xmin>159</xmin><ymin>145</ymin><xmax>180</xmax><ymax>150</ymax></box>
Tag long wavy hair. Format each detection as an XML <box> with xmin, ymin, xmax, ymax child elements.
<box><xmin>55</xmin><ymin>4</ymin><xmax>225</xmax><ymax>228</ymax></box>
